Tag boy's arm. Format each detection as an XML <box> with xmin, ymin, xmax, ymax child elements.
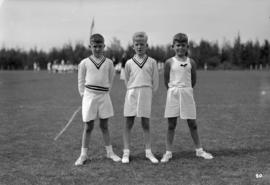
<box><xmin>124</xmin><ymin>61</ymin><xmax>130</xmax><ymax>87</ymax></box>
<box><xmin>164</xmin><ymin>59</ymin><xmax>171</xmax><ymax>89</ymax></box>
<box><xmin>78</xmin><ymin>61</ymin><xmax>86</xmax><ymax>97</ymax></box>
<box><xmin>190</xmin><ymin>58</ymin><xmax>197</xmax><ymax>88</ymax></box>
<box><xmin>109</xmin><ymin>60</ymin><xmax>115</xmax><ymax>88</ymax></box>
<box><xmin>152</xmin><ymin>60</ymin><xmax>159</xmax><ymax>92</ymax></box>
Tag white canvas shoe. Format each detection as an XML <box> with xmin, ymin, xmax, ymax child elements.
<box><xmin>160</xmin><ymin>152</ymin><xmax>172</xmax><ymax>163</ymax></box>
<box><xmin>122</xmin><ymin>152</ymin><xmax>130</xmax><ymax>163</ymax></box>
<box><xmin>107</xmin><ymin>152</ymin><xmax>121</xmax><ymax>162</ymax></box>
<box><xmin>146</xmin><ymin>152</ymin><xmax>159</xmax><ymax>164</ymax></box>
<box><xmin>74</xmin><ymin>155</ymin><xmax>88</xmax><ymax>166</ymax></box>
<box><xmin>196</xmin><ymin>149</ymin><xmax>213</xmax><ymax>159</ymax></box>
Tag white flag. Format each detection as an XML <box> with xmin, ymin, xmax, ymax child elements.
<box><xmin>90</xmin><ymin>17</ymin><xmax>95</xmax><ymax>36</ymax></box>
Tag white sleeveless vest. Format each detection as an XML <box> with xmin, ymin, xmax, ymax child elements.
<box><xmin>168</xmin><ymin>57</ymin><xmax>192</xmax><ymax>88</ymax></box>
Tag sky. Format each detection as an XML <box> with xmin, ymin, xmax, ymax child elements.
<box><xmin>0</xmin><ymin>0</ymin><xmax>269</xmax><ymax>51</ymax></box>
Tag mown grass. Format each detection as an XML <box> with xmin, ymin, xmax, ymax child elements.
<box><xmin>0</xmin><ymin>70</ymin><xmax>270</xmax><ymax>185</ymax></box>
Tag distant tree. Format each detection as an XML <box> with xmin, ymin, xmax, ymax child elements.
<box><xmin>73</xmin><ymin>42</ymin><xmax>88</xmax><ymax>64</ymax></box>
<box><xmin>0</xmin><ymin>34</ymin><xmax>269</xmax><ymax>70</ymax></box>
<box><xmin>106</xmin><ymin>37</ymin><xmax>124</xmax><ymax>64</ymax></box>
<box><xmin>27</xmin><ymin>49</ymin><xmax>47</xmax><ymax>69</ymax></box>
<box><xmin>221</xmin><ymin>41</ymin><xmax>232</xmax><ymax>62</ymax></box>
<box><xmin>28</xmin><ymin>49</ymin><xmax>38</xmax><ymax>69</ymax></box>
<box><xmin>253</xmin><ymin>40</ymin><xmax>261</xmax><ymax>67</ymax></box>
<box><xmin>148</xmin><ymin>45</ymin><xmax>166</xmax><ymax>62</ymax></box>
<box><xmin>48</xmin><ymin>47</ymin><xmax>61</xmax><ymax>64</ymax></box>
<box><xmin>125</xmin><ymin>44</ymin><xmax>135</xmax><ymax>59</ymax></box>
<box><xmin>232</xmin><ymin>33</ymin><xmax>242</xmax><ymax>67</ymax></box>
<box><xmin>198</xmin><ymin>40</ymin><xmax>211</xmax><ymax>68</ymax></box>
<box><xmin>207</xmin><ymin>56</ymin><xmax>220</xmax><ymax>69</ymax></box>
<box><xmin>165</xmin><ymin>44</ymin><xmax>175</xmax><ymax>60</ymax></box>
<box><xmin>220</xmin><ymin>41</ymin><xmax>233</xmax><ymax>69</ymax></box>
<box><xmin>241</xmin><ymin>40</ymin><xmax>261</xmax><ymax>69</ymax></box>
<box><xmin>0</xmin><ymin>48</ymin><xmax>8</xmax><ymax>69</ymax></box>
<box><xmin>189</xmin><ymin>41</ymin><xmax>200</xmax><ymax>66</ymax></box>
<box><xmin>61</xmin><ymin>43</ymin><xmax>74</xmax><ymax>64</ymax></box>
<box><xmin>260</xmin><ymin>40</ymin><xmax>270</xmax><ymax>66</ymax></box>
<box><xmin>36</xmin><ymin>51</ymin><xmax>47</xmax><ymax>69</ymax></box>
<box><xmin>196</xmin><ymin>40</ymin><xmax>220</xmax><ymax>69</ymax></box>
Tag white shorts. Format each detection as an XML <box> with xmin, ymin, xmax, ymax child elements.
<box><xmin>82</xmin><ymin>90</ymin><xmax>114</xmax><ymax>122</ymax></box>
<box><xmin>124</xmin><ymin>87</ymin><xmax>152</xmax><ymax>118</ymax></box>
<box><xmin>164</xmin><ymin>87</ymin><xmax>196</xmax><ymax>119</ymax></box>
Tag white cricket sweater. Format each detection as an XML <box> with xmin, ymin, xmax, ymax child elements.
<box><xmin>124</xmin><ymin>55</ymin><xmax>159</xmax><ymax>91</ymax></box>
<box><xmin>78</xmin><ymin>55</ymin><xmax>115</xmax><ymax>96</ymax></box>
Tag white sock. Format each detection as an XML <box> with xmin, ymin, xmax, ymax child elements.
<box><xmin>123</xmin><ymin>149</ymin><xmax>130</xmax><ymax>154</ymax></box>
<box><xmin>195</xmin><ymin>148</ymin><xmax>203</xmax><ymax>152</ymax></box>
<box><xmin>81</xmin><ymin>148</ymin><xmax>88</xmax><ymax>156</ymax></box>
<box><xmin>145</xmin><ymin>149</ymin><xmax>152</xmax><ymax>155</ymax></box>
<box><xmin>105</xmin><ymin>145</ymin><xmax>113</xmax><ymax>154</ymax></box>
<box><xmin>165</xmin><ymin>151</ymin><xmax>172</xmax><ymax>155</ymax></box>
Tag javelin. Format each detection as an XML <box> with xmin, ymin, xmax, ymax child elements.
<box><xmin>54</xmin><ymin>106</ymin><xmax>81</xmax><ymax>141</ymax></box>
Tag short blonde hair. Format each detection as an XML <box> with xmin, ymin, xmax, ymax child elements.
<box><xmin>132</xmin><ymin>32</ymin><xmax>148</xmax><ymax>43</ymax></box>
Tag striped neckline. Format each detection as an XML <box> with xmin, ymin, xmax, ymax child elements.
<box><xmin>89</xmin><ymin>56</ymin><xmax>106</xmax><ymax>69</ymax></box>
<box><xmin>132</xmin><ymin>55</ymin><xmax>148</xmax><ymax>68</ymax></box>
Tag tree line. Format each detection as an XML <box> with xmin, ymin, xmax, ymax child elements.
<box><xmin>0</xmin><ymin>34</ymin><xmax>269</xmax><ymax>70</ymax></box>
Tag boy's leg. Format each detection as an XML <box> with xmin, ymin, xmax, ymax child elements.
<box><xmin>123</xmin><ymin>116</ymin><xmax>135</xmax><ymax>150</ymax></box>
<box><xmin>82</xmin><ymin>120</ymin><xmax>95</xmax><ymax>148</ymax></box>
<box><xmin>122</xmin><ymin>116</ymin><xmax>135</xmax><ymax>163</ymax></box>
<box><xmin>161</xmin><ymin>117</ymin><xmax>177</xmax><ymax>163</ymax></box>
<box><xmin>99</xmin><ymin>118</ymin><xmax>121</xmax><ymax>162</ymax></box>
<box><xmin>166</xmin><ymin>117</ymin><xmax>177</xmax><ymax>152</ymax></box>
<box><xmin>99</xmin><ymin>118</ymin><xmax>110</xmax><ymax>146</ymax></box>
<box><xmin>187</xmin><ymin>119</ymin><xmax>213</xmax><ymax>159</ymax></box>
<box><xmin>75</xmin><ymin>121</ymin><xmax>94</xmax><ymax>166</ymax></box>
<box><xmin>141</xmin><ymin>117</ymin><xmax>151</xmax><ymax>149</ymax></box>
<box><xmin>187</xmin><ymin>119</ymin><xmax>201</xmax><ymax>149</ymax></box>
<box><xmin>141</xmin><ymin>117</ymin><xmax>158</xmax><ymax>163</ymax></box>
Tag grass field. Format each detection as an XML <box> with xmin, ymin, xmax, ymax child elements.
<box><xmin>1</xmin><ymin>70</ymin><xmax>270</xmax><ymax>185</ymax></box>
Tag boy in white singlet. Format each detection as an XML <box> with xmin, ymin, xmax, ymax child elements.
<box><xmin>161</xmin><ymin>33</ymin><xmax>213</xmax><ymax>163</ymax></box>
<box><xmin>75</xmin><ymin>34</ymin><xmax>121</xmax><ymax>166</ymax></box>
<box><xmin>122</xmin><ymin>32</ymin><xmax>159</xmax><ymax>164</ymax></box>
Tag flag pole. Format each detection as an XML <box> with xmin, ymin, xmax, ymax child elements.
<box><xmin>54</xmin><ymin>106</ymin><xmax>81</xmax><ymax>141</ymax></box>
<box><xmin>90</xmin><ymin>17</ymin><xmax>95</xmax><ymax>37</ymax></box>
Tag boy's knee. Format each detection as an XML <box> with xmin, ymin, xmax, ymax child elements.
<box><xmin>125</xmin><ymin>116</ymin><xmax>135</xmax><ymax>129</ymax></box>
<box><xmin>126</xmin><ymin>123</ymin><xmax>133</xmax><ymax>130</ymax></box>
<box><xmin>168</xmin><ymin>118</ymin><xmax>177</xmax><ymax>130</ymax></box>
<box><xmin>141</xmin><ymin>121</ymin><xmax>150</xmax><ymax>130</ymax></box>
<box><xmin>99</xmin><ymin>120</ymin><xmax>108</xmax><ymax>131</ymax></box>
<box><xmin>187</xmin><ymin>119</ymin><xmax>197</xmax><ymax>130</ymax></box>
<box><xmin>168</xmin><ymin>123</ymin><xmax>176</xmax><ymax>130</ymax></box>
<box><xmin>100</xmin><ymin>124</ymin><xmax>108</xmax><ymax>131</ymax></box>
<box><xmin>85</xmin><ymin>121</ymin><xmax>94</xmax><ymax>132</ymax></box>
<box><xmin>141</xmin><ymin>117</ymin><xmax>150</xmax><ymax>130</ymax></box>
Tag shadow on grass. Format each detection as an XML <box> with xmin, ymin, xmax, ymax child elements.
<box><xmin>210</xmin><ymin>147</ymin><xmax>270</xmax><ymax>157</ymax></box>
<box><xmin>174</xmin><ymin>147</ymin><xmax>270</xmax><ymax>159</ymax></box>
<box><xmin>130</xmin><ymin>147</ymin><xmax>270</xmax><ymax>161</ymax></box>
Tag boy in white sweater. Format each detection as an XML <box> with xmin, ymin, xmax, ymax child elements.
<box><xmin>122</xmin><ymin>32</ymin><xmax>159</xmax><ymax>164</ymax></box>
<box><xmin>75</xmin><ymin>34</ymin><xmax>121</xmax><ymax>166</ymax></box>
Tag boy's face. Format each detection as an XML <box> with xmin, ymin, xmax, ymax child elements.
<box><xmin>172</xmin><ymin>41</ymin><xmax>188</xmax><ymax>57</ymax></box>
<box><xmin>89</xmin><ymin>42</ymin><xmax>105</xmax><ymax>57</ymax></box>
<box><xmin>133</xmin><ymin>40</ymin><xmax>148</xmax><ymax>56</ymax></box>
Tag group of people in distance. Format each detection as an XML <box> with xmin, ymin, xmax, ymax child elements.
<box><xmin>75</xmin><ymin>32</ymin><xmax>213</xmax><ymax>166</ymax></box>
